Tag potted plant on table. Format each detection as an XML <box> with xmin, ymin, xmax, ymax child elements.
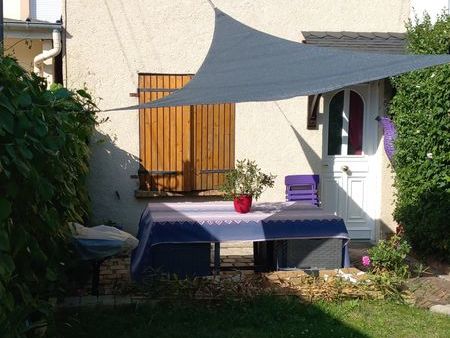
<box><xmin>220</xmin><ymin>159</ymin><xmax>276</xmax><ymax>213</ymax></box>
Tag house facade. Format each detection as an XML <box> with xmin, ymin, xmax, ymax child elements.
<box><xmin>3</xmin><ymin>0</ymin><xmax>62</xmax><ymax>83</ymax></box>
<box><xmin>60</xmin><ymin>0</ymin><xmax>448</xmax><ymax>240</ymax></box>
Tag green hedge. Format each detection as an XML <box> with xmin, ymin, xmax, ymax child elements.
<box><xmin>0</xmin><ymin>56</ymin><xmax>97</xmax><ymax>336</ymax></box>
<box><xmin>389</xmin><ymin>12</ymin><xmax>450</xmax><ymax>261</ymax></box>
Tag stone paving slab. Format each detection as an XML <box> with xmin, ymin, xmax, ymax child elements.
<box><xmin>438</xmin><ymin>274</ymin><xmax>450</xmax><ymax>282</ymax></box>
<box><xmin>220</xmin><ymin>241</ymin><xmax>254</xmax><ymax>248</ymax></box>
<box><xmin>220</xmin><ymin>242</ymin><xmax>253</xmax><ymax>256</ymax></box>
<box><xmin>429</xmin><ymin>304</ymin><xmax>450</xmax><ymax>316</ymax></box>
<box><xmin>407</xmin><ymin>277</ymin><xmax>450</xmax><ymax>308</ymax></box>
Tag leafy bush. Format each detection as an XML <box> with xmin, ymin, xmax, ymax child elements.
<box><xmin>367</xmin><ymin>235</ymin><xmax>411</xmax><ymax>279</ymax></box>
<box><xmin>0</xmin><ymin>56</ymin><xmax>97</xmax><ymax>336</ymax></box>
<box><xmin>389</xmin><ymin>12</ymin><xmax>450</xmax><ymax>261</ymax></box>
<box><xmin>220</xmin><ymin>159</ymin><xmax>276</xmax><ymax>200</ymax></box>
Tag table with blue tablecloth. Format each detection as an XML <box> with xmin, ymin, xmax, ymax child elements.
<box><xmin>131</xmin><ymin>201</ymin><xmax>350</xmax><ymax>281</ymax></box>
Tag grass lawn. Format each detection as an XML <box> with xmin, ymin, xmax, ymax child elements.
<box><xmin>49</xmin><ymin>297</ymin><xmax>450</xmax><ymax>338</ymax></box>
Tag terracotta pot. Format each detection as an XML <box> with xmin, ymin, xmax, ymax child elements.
<box><xmin>233</xmin><ymin>195</ymin><xmax>253</xmax><ymax>213</ymax></box>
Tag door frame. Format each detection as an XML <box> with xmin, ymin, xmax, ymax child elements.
<box><xmin>321</xmin><ymin>82</ymin><xmax>382</xmax><ymax>241</ymax></box>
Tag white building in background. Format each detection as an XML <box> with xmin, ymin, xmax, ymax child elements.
<box><xmin>30</xmin><ymin>0</ymin><xmax>62</xmax><ymax>23</ymax></box>
<box><xmin>411</xmin><ymin>0</ymin><xmax>450</xmax><ymax>20</ymax></box>
<box><xmin>4</xmin><ymin>0</ymin><xmax>61</xmax><ymax>22</ymax></box>
<box><xmin>3</xmin><ymin>0</ymin><xmax>62</xmax><ymax>83</ymax></box>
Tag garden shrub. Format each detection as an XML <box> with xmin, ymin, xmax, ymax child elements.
<box><xmin>0</xmin><ymin>56</ymin><xmax>97</xmax><ymax>336</ymax></box>
<box><xmin>389</xmin><ymin>12</ymin><xmax>450</xmax><ymax>261</ymax></box>
<box><xmin>367</xmin><ymin>235</ymin><xmax>411</xmax><ymax>279</ymax></box>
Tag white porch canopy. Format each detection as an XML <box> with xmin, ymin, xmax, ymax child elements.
<box><xmin>113</xmin><ymin>8</ymin><xmax>450</xmax><ymax>110</ymax></box>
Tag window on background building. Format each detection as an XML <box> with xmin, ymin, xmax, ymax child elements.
<box><xmin>137</xmin><ymin>74</ymin><xmax>235</xmax><ymax>193</ymax></box>
<box><xmin>31</xmin><ymin>0</ymin><xmax>62</xmax><ymax>22</ymax></box>
<box><xmin>4</xmin><ymin>1</ymin><xmax>21</xmax><ymax>20</ymax></box>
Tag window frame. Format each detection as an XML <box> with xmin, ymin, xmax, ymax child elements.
<box><xmin>136</xmin><ymin>73</ymin><xmax>235</xmax><ymax>195</ymax></box>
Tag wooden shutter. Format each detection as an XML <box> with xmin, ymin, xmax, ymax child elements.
<box><xmin>193</xmin><ymin>103</ymin><xmax>235</xmax><ymax>191</ymax></box>
<box><xmin>139</xmin><ymin>74</ymin><xmax>193</xmax><ymax>192</ymax></box>
<box><xmin>138</xmin><ymin>73</ymin><xmax>235</xmax><ymax>192</ymax></box>
<box><xmin>307</xmin><ymin>94</ymin><xmax>321</xmax><ymax>130</ymax></box>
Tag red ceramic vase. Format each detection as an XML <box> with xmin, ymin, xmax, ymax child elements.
<box><xmin>233</xmin><ymin>195</ymin><xmax>253</xmax><ymax>213</ymax></box>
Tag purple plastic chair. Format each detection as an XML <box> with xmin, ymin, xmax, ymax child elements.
<box><xmin>285</xmin><ymin>175</ymin><xmax>320</xmax><ymax>205</ymax></box>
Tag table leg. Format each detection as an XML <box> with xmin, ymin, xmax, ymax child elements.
<box><xmin>214</xmin><ymin>242</ymin><xmax>221</xmax><ymax>275</ymax></box>
<box><xmin>254</xmin><ymin>241</ymin><xmax>275</xmax><ymax>272</ymax></box>
<box><xmin>91</xmin><ymin>260</ymin><xmax>101</xmax><ymax>296</ymax></box>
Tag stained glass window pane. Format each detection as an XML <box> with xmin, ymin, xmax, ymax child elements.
<box><xmin>327</xmin><ymin>91</ymin><xmax>344</xmax><ymax>155</ymax></box>
<box><xmin>348</xmin><ymin>91</ymin><xmax>364</xmax><ymax>155</ymax></box>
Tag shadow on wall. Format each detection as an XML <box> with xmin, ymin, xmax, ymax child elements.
<box><xmin>88</xmin><ymin>130</ymin><xmax>148</xmax><ymax>234</ymax></box>
<box><xmin>87</xmin><ymin>129</ymin><xmax>224</xmax><ymax>234</ymax></box>
<box><xmin>379</xmin><ymin>220</ymin><xmax>395</xmax><ymax>239</ymax></box>
<box><xmin>274</xmin><ymin>101</ymin><xmax>323</xmax><ymax>172</ymax></box>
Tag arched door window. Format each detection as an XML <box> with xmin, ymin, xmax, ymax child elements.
<box><xmin>327</xmin><ymin>90</ymin><xmax>364</xmax><ymax>156</ymax></box>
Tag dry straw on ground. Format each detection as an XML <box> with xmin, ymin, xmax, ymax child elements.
<box><xmin>141</xmin><ymin>268</ymin><xmax>413</xmax><ymax>302</ymax></box>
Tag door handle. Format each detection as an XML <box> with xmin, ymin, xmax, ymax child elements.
<box><xmin>341</xmin><ymin>165</ymin><xmax>349</xmax><ymax>173</ymax></box>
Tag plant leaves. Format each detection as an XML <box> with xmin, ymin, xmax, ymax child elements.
<box><xmin>0</xmin><ymin>230</ymin><xmax>10</xmax><ymax>251</ymax></box>
<box><xmin>18</xmin><ymin>93</ymin><xmax>32</xmax><ymax>107</ymax></box>
<box><xmin>76</xmin><ymin>89</ymin><xmax>92</xmax><ymax>99</ymax></box>
<box><xmin>36</xmin><ymin>178</ymin><xmax>55</xmax><ymax>201</ymax></box>
<box><xmin>0</xmin><ymin>111</ymin><xmax>14</xmax><ymax>134</ymax></box>
<box><xmin>0</xmin><ymin>55</ymin><xmax>98</xmax><ymax>334</ymax></box>
<box><xmin>0</xmin><ymin>198</ymin><xmax>12</xmax><ymax>221</ymax></box>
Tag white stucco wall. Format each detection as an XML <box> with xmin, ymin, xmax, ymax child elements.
<box><xmin>64</xmin><ymin>0</ymin><xmax>410</xmax><ymax>233</ymax></box>
<box><xmin>379</xmin><ymin>151</ymin><xmax>397</xmax><ymax>238</ymax></box>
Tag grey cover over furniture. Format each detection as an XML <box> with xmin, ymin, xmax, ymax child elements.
<box><xmin>274</xmin><ymin>238</ymin><xmax>344</xmax><ymax>270</ymax></box>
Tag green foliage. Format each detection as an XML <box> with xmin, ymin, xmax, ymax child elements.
<box><xmin>389</xmin><ymin>12</ymin><xmax>450</xmax><ymax>261</ymax></box>
<box><xmin>367</xmin><ymin>235</ymin><xmax>411</xmax><ymax>279</ymax></box>
<box><xmin>0</xmin><ymin>56</ymin><xmax>97</xmax><ymax>337</ymax></box>
<box><xmin>220</xmin><ymin>159</ymin><xmax>276</xmax><ymax>200</ymax></box>
<box><xmin>366</xmin><ymin>272</ymin><xmax>408</xmax><ymax>303</ymax></box>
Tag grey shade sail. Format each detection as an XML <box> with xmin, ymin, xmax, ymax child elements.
<box><xmin>113</xmin><ymin>8</ymin><xmax>450</xmax><ymax>110</ymax></box>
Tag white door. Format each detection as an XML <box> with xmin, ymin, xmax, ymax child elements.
<box><xmin>321</xmin><ymin>84</ymin><xmax>379</xmax><ymax>240</ymax></box>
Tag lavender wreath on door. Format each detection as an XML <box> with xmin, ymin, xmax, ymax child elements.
<box><xmin>376</xmin><ymin>116</ymin><xmax>396</xmax><ymax>163</ymax></box>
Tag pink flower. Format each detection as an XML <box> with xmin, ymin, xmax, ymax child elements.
<box><xmin>361</xmin><ymin>256</ymin><xmax>371</xmax><ymax>267</ymax></box>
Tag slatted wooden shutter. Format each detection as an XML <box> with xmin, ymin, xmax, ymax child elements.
<box><xmin>138</xmin><ymin>73</ymin><xmax>235</xmax><ymax>192</ymax></box>
<box><xmin>307</xmin><ymin>94</ymin><xmax>321</xmax><ymax>130</ymax></box>
<box><xmin>193</xmin><ymin>103</ymin><xmax>235</xmax><ymax>191</ymax></box>
<box><xmin>139</xmin><ymin>74</ymin><xmax>193</xmax><ymax>191</ymax></box>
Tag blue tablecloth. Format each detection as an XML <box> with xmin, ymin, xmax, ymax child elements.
<box><xmin>131</xmin><ymin>201</ymin><xmax>350</xmax><ymax>280</ymax></box>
